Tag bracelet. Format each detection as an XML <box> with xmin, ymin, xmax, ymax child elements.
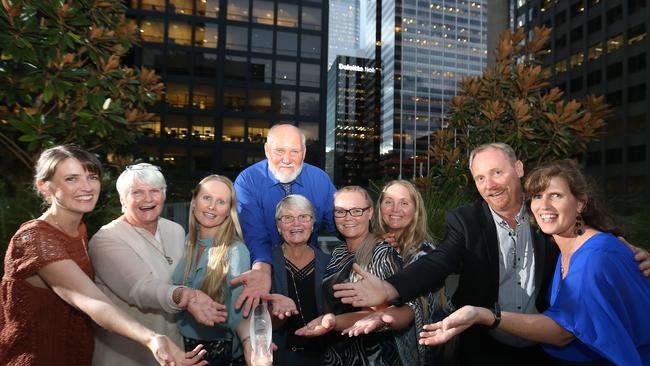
<box><xmin>241</xmin><ymin>336</ymin><xmax>251</xmax><ymax>345</ymax></box>
<box><xmin>172</xmin><ymin>287</ymin><xmax>184</xmax><ymax>305</ymax></box>
<box><xmin>488</xmin><ymin>302</ymin><xmax>501</xmax><ymax>329</ymax></box>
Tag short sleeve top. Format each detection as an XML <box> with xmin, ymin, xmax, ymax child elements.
<box><xmin>0</xmin><ymin>220</ymin><xmax>95</xmax><ymax>366</ymax></box>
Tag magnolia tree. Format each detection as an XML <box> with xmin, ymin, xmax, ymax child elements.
<box><xmin>0</xmin><ymin>0</ymin><xmax>163</xmax><ymax>170</ymax></box>
<box><xmin>428</xmin><ymin>26</ymin><xmax>610</xmax><ymax>185</ymax></box>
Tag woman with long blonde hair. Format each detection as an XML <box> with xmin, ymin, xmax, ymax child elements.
<box><xmin>173</xmin><ymin>175</ymin><xmax>251</xmax><ymax>365</ymax></box>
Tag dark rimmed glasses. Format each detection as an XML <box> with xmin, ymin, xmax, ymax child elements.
<box><xmin>334</xmin><ymin>207</ymin><xmax>371</xmax><ymax>218</ymax></box>
<box><xmin>278</xmin><ymin>214</ymin><xmax>313</xmax><ymax>224</ymax></box>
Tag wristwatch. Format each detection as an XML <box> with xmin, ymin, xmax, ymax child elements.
<box><xmin>488</xmin><ymin>302</ymin><xmax>501</xmax><ymax>329</ymax></box>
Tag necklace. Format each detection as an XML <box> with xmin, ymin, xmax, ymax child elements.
<box><xmin>128</xmin><ymin>221</ymin><xmax>173</xmax><ymax>265</ymax></box>
<box><xmin>45</xmin><ymin>213</ymin><xmax>90</xmax><ymax>262</ymax></box>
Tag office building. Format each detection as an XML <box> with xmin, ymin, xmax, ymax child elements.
<box><xmin>328</xmin><ymin>0</ymin><xmax>363</xmax><ymax>69</ymax></box>
<box><xmin>124</xmin><ymin>0</ymin><xmax>328</xmax><ymax>184</ymax></box>
<box><xmin>371</xmin><ymin>0</ymin><xmax>489</xmax><ymax>178</ymax></box>
<box><xmin>326</xmin><ymin>56</ymin><xmax>380</xmax><ymax>186</ymax></box>
<box><xmin>514</xmin><ymin>0</ymin><xmax>649</xmax><ymax>194</ymax></box>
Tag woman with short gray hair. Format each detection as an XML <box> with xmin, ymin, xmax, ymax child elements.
<box><xmin>271</xmin><ymin>194</ymin><xmax>331</xmax><ymax>366</ymax></box>
<box><xmin>89</xmin><ymin>163</ymin><xmax>227</xmax><ymax>366</ymax></box>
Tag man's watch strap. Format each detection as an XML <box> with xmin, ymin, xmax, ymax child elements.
<box><xmin>488</xmin><ymin>302</ymin><xmax>501</xmax><ymax>329</ymax></box>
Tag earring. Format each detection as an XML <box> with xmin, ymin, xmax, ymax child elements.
<box><xmin>575</xmin><ymin>214</ymin><xmax>584</xmax><ymax>236</ymax></box>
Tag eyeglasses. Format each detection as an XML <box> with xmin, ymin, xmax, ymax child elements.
<box><xmin>278</xmin><ymin>214</ymin><xmax>313</xmax><ymax>224</ymax></box>
<box><xmin>126</xmin><ymin>164</ymin><xmax>161</xmax><ymax>172</ymax></box>
<box><xmin>334</xmin><ymin>207</ymin><xmax>371</xmax><ymax>218</ymax></box>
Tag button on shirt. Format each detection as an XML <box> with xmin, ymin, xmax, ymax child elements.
<box><xmin>490</xmin><ymin>204</ymin><xmax>538</xmax><ymax>347</ymax></box>
<box><xmin>234</xmin><ymin>159</ymin><xmax>337</xmax><ymax>265</ymax></box>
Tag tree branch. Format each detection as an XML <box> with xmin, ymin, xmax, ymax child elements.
<box><xmin>0</xmin><ymin>132</ymin><xmax>34</xmax><ymax>170</ymax></box>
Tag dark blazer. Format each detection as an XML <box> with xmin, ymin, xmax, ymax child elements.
<box><xmin>386</xmin><ymin>199</ymin><xmax>559</xmax><ymax>364</ymax></box>
<box><xmin>271</xmin><ymin>244</ymin><xmax>330</xmax><ymax>366</ymax></box>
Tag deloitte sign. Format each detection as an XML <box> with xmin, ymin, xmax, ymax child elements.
<box><xmin>338</xmin><ymin>63</ymin><xmax>376</xmax><ymax>73</ymax></box>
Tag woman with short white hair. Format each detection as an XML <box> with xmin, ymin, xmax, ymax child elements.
<box><xmin>89</xmin><ymin>163</ymin><xmax>227</xmax><ymax>366</ymax></box>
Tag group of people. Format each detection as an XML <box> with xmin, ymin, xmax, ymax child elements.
<box><xmin>1</xmin><ymin>123</ymin><xmax>649</xmax><ymax>366</ymax></box>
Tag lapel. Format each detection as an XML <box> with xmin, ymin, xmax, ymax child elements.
<box><xmin>271</xmin><ymin>246</ymin><xmax>289</xmax><ymax>295</ymax></box>
<box><xmin>479</xmin><ymin>201</ymin><xmax>500</xmax><ymax>298</ymax></box>
<box><xmin>531</xmin><ymin>226</ymin><xmax>548</xmax><ymax>295</ymax></box>
<box><xmin>313</xmin><ymin>247</ymin><xmax>327</xmax><ymax>314</ymax></box>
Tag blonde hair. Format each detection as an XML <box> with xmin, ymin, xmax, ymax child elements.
<box><xmin>334</xmin><ymin>185</ymin><xmax>379</xmax><ymax>270</ymax></box>
<box><xmin>182</xmin><ymin>175</ymin><xmax>243</xmax><ymax>302</ymax></box>
<box><xmin>374</xmin><ymin>180</ymin><xmax>432</xmax><ymax>263</ymax></box>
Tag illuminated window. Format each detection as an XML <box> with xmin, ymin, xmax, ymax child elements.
<box><xmin>191</xmin><ymin>118</ymin><xmax>215</xmax><ymax>141</ymax></box>
<box><xmin>140</xmin><ymin>115</ymin><xmax>161</xmax><ymax>138</ymax></box>
<box><xmin>302</xmin><ymin>7</ymin><xmax>321</xmax><ymax>31</ymax></box>
<box><xmin>140</xmin><ymin>19</ymin><xmax>164</xmax><ymax>43</ymax></box>
<box><xmin>162</xmin><ymin>146</ymin><xmax>188</xmax><ymax>168</ymax></box>
<box><xmin>249</xmin><ymin>90</ymin><xmax>272</xmax><ymax>112</ymax></box>
<box><xmin>253</xmin><ymin>0</ymin><xmax>274</xmax><ymax>25</ymax></box>
<box><xmin>277</xmin><ymin>3</ymin><xmax>298</xmax><ymax>28</ymax></box>
<box><xmin>195</xmin><ymin>23</ymin><xmax>218</xmax><ymax>48</ymax></box>
<box><xmin>248</xmin><ymin>120</ymin><xmax>270</xmax><ymax>143</ymax></box>
<box><xmin>299</xmin><ymin>121</ymin><xmax>319</xmax><ymax>143</ymax></box>
<box><xmin>570</xmin><ymin>52</ymin><xmax>584</xmax><ymax>68</ymax></box>
<box><xmin>628</xmin><ymin>24</ymin><xmax>646</xmax><ymax>46</ymax></box>
<box><xmin>587</xmin><ymin>42</ymin><xmax>603</xmax><ymax>60</ymax></box>
<box><xmin>555</xmin><ymin>59</ymin><xmax>567</xmax><ymax>73</ymax></box>
<box><xmin>222</xmin><ymin>118</ymin><xmax>245</xmax><ymax>142</ymax></box>
<box><xmin>224</xmin><ymin>88</ymin><xmax>246</xmax><ymax>111</ymax></box>
<box><xmin>193</xmin><ymin>85</ymin><xmax>216</xmax><ymax>109</ymax></box>
<box><xmin>170</xmin><ymin>0</ymin><xmax>192</xmax><ymax>15</ymax></box>
<box><xmin>142</xmin><ymin>0</ymin><xmax>165</xmax><ymax>11</ymax></box>
<box><xmin>164</xmin><ymin>115</ymin><xmax>189</xmax><ymax>139</ymax></box>
<box><xmin>227</xmin><ymin>0</ymin><xmax>249</xmax><ymax>21</ymax></box>
<box><xmin>607</xmin><ymin>34</ymin><xmax>623</xmax><ymax>53</ymax></box>
<box><xmin>168</xmin><ymin>21</ymin><xmax>192</xmax><ymax>46</ymax></box>
<box><xmin>165</xmin><ymin>83</ymin><xmax>189</xmax><ymax>107</ymax></box>
<box><xmin>197</xmin><ymin>0</ymin><xmax>219</xmax><ymax>17</ymax></box>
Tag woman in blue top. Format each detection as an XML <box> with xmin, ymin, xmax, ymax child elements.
<box><xmin>173</xmin><ymin>175</ymin><xmax>252</xmax><ymax>366</ymax></box>
<box><xmin>420</xmin><ymin>160</ymin><xmax>650</xmax><ymax>365</ymax></box>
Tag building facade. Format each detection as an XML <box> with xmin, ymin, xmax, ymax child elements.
<box><xmin>514</xmin><ymin>0</ymin><xmax>649</xmax><ymax>194</ymax></box>
<box><xmin>124</xmin><ymin>0</ymin><xmax>328</xmax><ymax>185</ymax></box>
<box><xmin>326</xmin><ymin>56</ymin><xmax>380</xmax><ymax>186</ymax></box>
<box><xmin>372</xmin><ymin>0</ymin><xmax>489</xmax><ymax>178</ymax></box>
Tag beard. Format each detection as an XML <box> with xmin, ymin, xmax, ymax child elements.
<box><xmin>269</xmin><ymin>163</ymin><xmax>303</xmax><ymax>183</ymax></box>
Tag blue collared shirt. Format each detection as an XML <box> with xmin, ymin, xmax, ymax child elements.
<box><xmin>234</xmin><ymin>159</ymin><xmax>336</xmax><ymax>264</ymax></box>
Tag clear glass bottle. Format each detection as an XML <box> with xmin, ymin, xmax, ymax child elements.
<box><xmin>249</xmin><ymin>302</ymin><xmax>273</xmax><ymax>366</ymax></box>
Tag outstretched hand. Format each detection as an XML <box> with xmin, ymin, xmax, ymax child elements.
<box><xmin>294</xmin><ymin>313</ymin><xmax>337</xmax><ymax>337</ymax></box>
<box><xmin>332</xmin><ymin>263</ymin><xmax>390</xmax><ymax>307</ymax></box>
<box><xmin>180</xmin><ymin>289</ymin><xmax>228</xmax><ymax>326</ymax></box>
<box><xmin>148</xmin><ymin>334</ymin><xmax>207</xmax><ymax>365</ymax></box>
<box><xmin>419</xmin><ymin>305</ymin><xmax>483</xmax><ymax>346</ymax></box>
<box><xmin>342</xmin><ymin>311</ymin><xmax>394</xmax><ymax>337</ymax></box>
<box><xmin>231</xmin><ymin>266</ymin><xmax>272</xmax><ymax>317</ymax></box>
<box><xmin>262</xmin><ymin>293</ymin><xmax>298</xmax><ymax>320</ymax></box>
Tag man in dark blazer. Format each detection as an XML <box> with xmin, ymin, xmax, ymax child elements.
<box><xmin>332</xmin><ymin>143</ymin><xmax>649</xmax><ymax>365</ymax></box>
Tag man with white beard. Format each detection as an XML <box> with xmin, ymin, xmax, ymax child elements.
<box><xmin>232</xmin><ymin>124</ymin><xmax>336</xmax><ymax>315</ymax></box>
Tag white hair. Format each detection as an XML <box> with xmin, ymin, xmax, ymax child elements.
<box><xmin>116</xmin><ymin>163</ymin><xmax>167</xmax><ymax>200</ymax></box>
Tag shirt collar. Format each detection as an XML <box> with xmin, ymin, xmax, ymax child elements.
<box><xmin>489</xmin><ymin>202</ymin><xmax>528</xmax><ymax>230</ymax></box>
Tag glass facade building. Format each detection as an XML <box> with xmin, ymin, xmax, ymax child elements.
<box><xmin>372</xmin><ymin>0</ymin><xmax>489</xmax><ymax>178</ymax></box>
<box><xmin>123</xmin><ymin>0</ymin><xmax>328</xmax><ymax>185</ymax></box>
<box><xmin>328</xmin><ymin>0</ymin><xmax>362</xmax><ymax>69</ymax></box>
<box><xmin>326</xmin><ymin>56</ymin><xmax>380</xmax><ymax>186</ymax></box>
<box><xmin>515</xmin><ymin>0</ymin><xmax>649</xmax><ymax>194</ymax></box>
